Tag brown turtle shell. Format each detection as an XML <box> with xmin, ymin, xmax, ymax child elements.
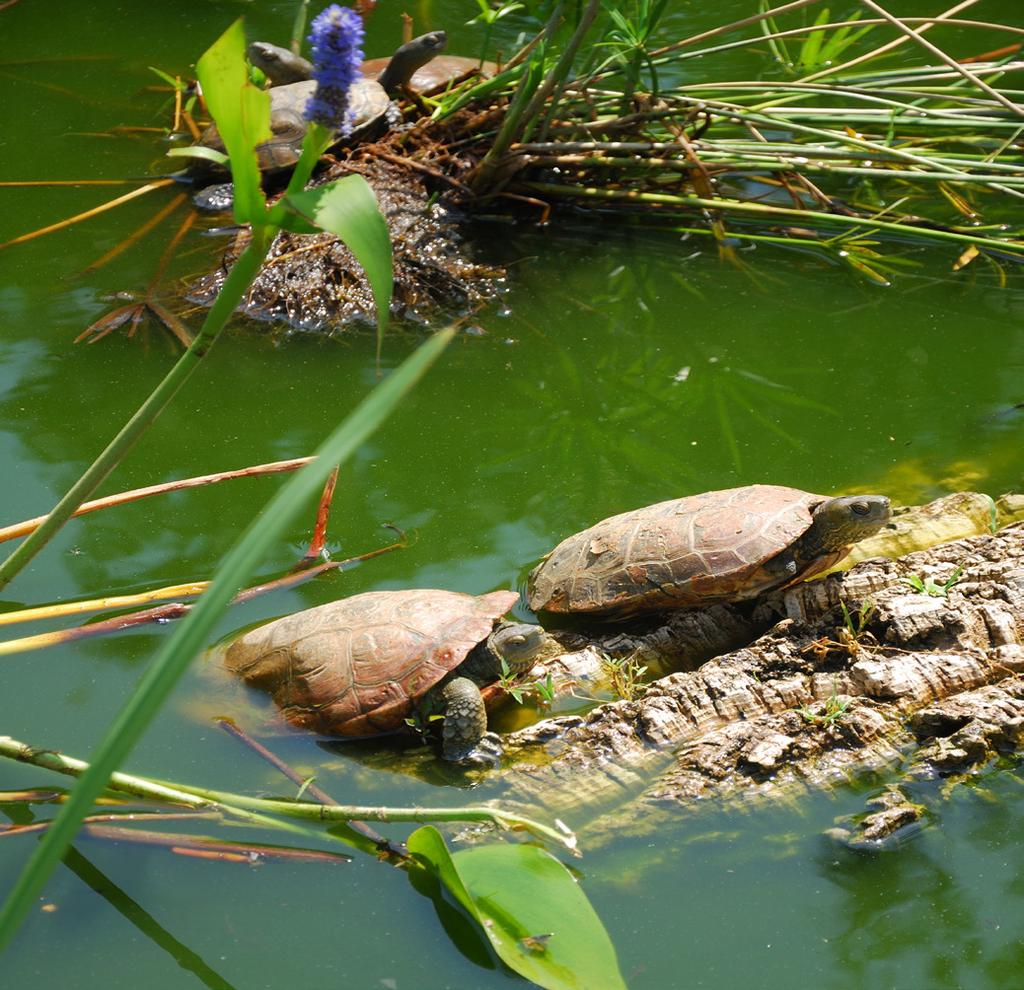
<box><xmin>361</xmin><ymin>54</ymin><xmax>496</xmax><ymax>95</ymax></box>
<box><xmin>223</xmin><ymin>588</ymin><xmax>518</xmax><ymax>736</ymax></box>
<box><xmin>198</xmin><ymin>78</ymin><xmax>389</xmax><ymax>172</ymax></box>
<box><xmin>527</xmin><ymin>485</ymin><xmax>842</xmax><ymax>616</ymax></box>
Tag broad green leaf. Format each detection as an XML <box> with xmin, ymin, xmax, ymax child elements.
<box><xmin>280</xmin><ymin>174</ymin><xmax>393</xmax><ymax>337</ymax></box>
<box><xmin>409</xmin><ymin>826</ymin><xmax>626</xmax><ymax>990</ymax></box>
<box><xmin>0</xmin><ymin>329</ymin><xmax>454</xmax><ymax>950</ymax></box>
<box><xmin>408</xmin><ymin>825</ymin><xmax>480</xmax><ymax>918</ymax></box>
<box><xmin>195</xmin><ymin>18</ymin><xmax>271</xmax><ymax>225</ymax></box>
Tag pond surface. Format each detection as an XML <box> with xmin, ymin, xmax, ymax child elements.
<box><xmin>2</xmin><ymin>1</ymin><xmax>1023</xmax><ymax>987</ymax></box>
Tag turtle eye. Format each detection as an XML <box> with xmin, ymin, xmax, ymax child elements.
<box><xmin>506</xmin><ymin>634</ymin><xmax>527</xmax><ymax>646</ymax></box>
<box><xmin>851</xmin><ymin>501</ymin><xmax>871</xmax><ymax>516</ymax></box>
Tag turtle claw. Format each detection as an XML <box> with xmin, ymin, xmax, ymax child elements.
<box><xmin>445</xmin><ymin>731</ymin><xmax>504</xmax><ymax>767</ymax></box>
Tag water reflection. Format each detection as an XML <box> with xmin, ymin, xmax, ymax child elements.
<box><xmin>817</xmin><ymin>772</ymin><xmax>1024</xmax><ymax>989</ymax></box>
<box><xmin>61</xmin><ymin>846</ymin><xmax>238</xmax><ymax>990</ymax></box>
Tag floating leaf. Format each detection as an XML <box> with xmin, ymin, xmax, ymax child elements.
<box><xmin>409</xmin><ymin>826</ymin><xmax>626</xmax><ymax>990</ymax></box>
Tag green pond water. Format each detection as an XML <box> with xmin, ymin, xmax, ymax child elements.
<box><xmin>2</xmin><ymin>1</ymin><xmax>1023</xmax><ymax>987</ymax></box>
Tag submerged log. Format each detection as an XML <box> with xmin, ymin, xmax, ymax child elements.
<box><xmin>493</xmin><ymin>522</ymin><xmax>1024</xmax><ymax>841</ymax></box>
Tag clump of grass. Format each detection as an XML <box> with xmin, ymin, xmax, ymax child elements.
<box><xmin>803</xmin><ymin>598</ymin><xmax>877</xmax><ymax>662</ymax></box>
<box><xmin>840</xmin><ymin>599</ymin><xmax>876</xmax><ymax>642</ymax></box>
<box><xmin>798</xmin><ymin>678</ymin><xmax>854</xmax><ymax>728</ymax></box>
<box><xmin>600</xmin><ymin>652</ymin><xmax>649</xmax><ymax>701</ymax></box>
<box><xmin>436</xmin><ymin>1</ymin><xmax>1024</xmax><ymax>277</ymax></box>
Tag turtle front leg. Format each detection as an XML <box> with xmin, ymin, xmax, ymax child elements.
<box><xmin>436</xmin><ymin>677</ymin><xmax>498</xmax><ymax>764</ymax></box>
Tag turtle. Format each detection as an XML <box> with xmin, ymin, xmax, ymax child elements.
<box><xmin>248</xmin><ymin>29</ymin><xmax>496</xmax><ymax>98</ymax></box>
<box><xmin>190</xmin><ymin>31</ymin><xmax>448</xmax><ymax>210</ymax></box>
<box><xmin>222</xmin><ymin>588</ymin><xmax>555</xmax><ymax>762</ymax></box>
<box><xmin>526</xmin><ymin>484</ymin><xmax>891</xmax><ymax>618</ymax></box>
<box><xmin>359</xmin><ymin>31</ymin><xmax>497</xmax><ymax>95</ymax></box>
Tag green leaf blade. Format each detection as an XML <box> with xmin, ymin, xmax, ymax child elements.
<box><xmin>195</xmin><ymin>18</ymin><xmax>271</xmax><ymax>225</ymax></box>
<box><xmin>167</xmin><ymin>145</ymin><xmax>230</xmax><ymax>166</ymax></box>
<box><xmin>0</xmin><ymin>329</ymin><xmax>454</xmax><ymax>951</ymax></box>
<box><xmin>280</xmin><ymin>174</ymin><xmax>393</xmax><ymax>337</ymax></box>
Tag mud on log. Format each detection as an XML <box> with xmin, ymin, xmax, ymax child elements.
<box><xmin>495</xmin><ymin>524</ymin><xmax>1024</xmax><ymax>842</ymax></box>
<box><xmin>188</xmin><ymin>158</ymin><xmax>501</xmax><ymax>332</ymax></box>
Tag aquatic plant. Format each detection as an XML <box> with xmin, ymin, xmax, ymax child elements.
<box><xmin>430</xmin><ymin>1</ymin><xmax>1024</xmax><ymax>276</ymax></box>
<box><xmin>798</xmin><ymin>679</ymin><xmax>854</xmax><ymax>728</ymax></box>
<box><xmin>0</xmin><ymin>17</ymin><xmax>392</xmax><ymax>594</ymax></box>
<box><xmin>0</xmin><ymin>21</ymin><xmax>629</xmax><ymax>989</ymax></box>
<box><xmin>304</xmin><ymin>3</ymin><xmax>365</xmax><ymax>133</ymax></box>
<box><xmin>902</xmin><ymin>565</ymin><xmax>964</xmax><ymax>597</ymax></box>
<box><xmin>0</xmin><ymin>9</ymin><xmax>401</xmax><ymax>948</ymax></box>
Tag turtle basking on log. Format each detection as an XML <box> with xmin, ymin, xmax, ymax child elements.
<box><xmin>222</xmin><ymin>588</ymin><xmax>555</xmax><ymax>763</ymax></box>
<box><xmin>191</xmin><ymin>31</ymin><xmax>492</xmax><ymax>211</ymax></box>
<box><xmin>527</xmin><ymin>484</ymin><xmax>891</xmax><ymax>618</ymax></box>
<box><xmin>190</xmin><ymin>32</ymin><xmax>447</xmax><ymax>210</ymax></box>
<box><xmin>248</xmin><ymin>30</ymin><xmax>496</xmax><ymax>97</ymax></box>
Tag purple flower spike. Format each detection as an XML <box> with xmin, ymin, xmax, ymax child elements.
<box><xmin>305</xmin><ymin>4</ymin><xmax>365</xmax><ymax>133</ymax></box>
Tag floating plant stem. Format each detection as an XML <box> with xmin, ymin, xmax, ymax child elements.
<box><xmin>854</xmin><ymin>0</ymin><xmax>1024</xmax><ymax>118</ymax></box>
<box><xmin>0</xmin><ymin>733</ymin><xmax>576</xmax><ymax>852</ymax></box>
<box><xmin>0</xmin><ymin>228</ymin><xmax>277</xmax><ymax>593</ymax></box>
<box><xmin>0</xmin><ymin>179</ymin><xmax>175</xmax><ymax>251</ymax></box>
<box><xmin>521</xmin><ymin>182</ymin><xmax>1024</xmax><ymax>256</ymax></box>
<box><xmin>0</xmin><ymin>458</ymin><xmax>314</xmax><ymax>545</ymax></box>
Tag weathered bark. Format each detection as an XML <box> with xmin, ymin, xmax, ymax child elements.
<box><xmin>492</xmin><ymin>523</ymin><xmax>1024</xmax><ymax>841</ymax></box>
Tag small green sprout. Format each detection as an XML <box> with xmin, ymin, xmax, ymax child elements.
<box><xmin>840</xmin><ymin>599</ymin><xmax>875</xmax><ymax>639</ymax></box>
<box><xmin>798</xmin><ymin>679</ymin><xmax>853</xmax><ymax>728</ymax></box>
<box><xmin>530</xmin><ymin>672</ymin><xmax>557</xmax><ymax>706</ymax></box>
<box><xmin>902</xmin><ymin>566</ymin><xmax>964</xmax><ymax>598</ymax></box>
<box><xmin>600</xmin><ymin>653</ymin><xmax>648</xmax><ymax>702</ymax></box>
<box><xmin>499</xmin><ymin>659</ymin><xmax>557</xmax><ymax>707</ymax></box>
<box><xmin>498</xmin><ymin>656</ymin><xmax>526</xmax><ymax>704</ymax></box>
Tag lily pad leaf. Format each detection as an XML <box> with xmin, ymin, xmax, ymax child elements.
<box><xmin>195</xmin><ymin>18</ymin><xmax>271</xmax><ymax>225</ymax></box>
<box><xmin>408</xmin><ymin>826</ymin><xmax>626</xmax><ymax>990</ymax></box>
<box><xmin>280</xmin><ymin>174</ymin><xmax>393</xmax><ymax>334</ymax></box>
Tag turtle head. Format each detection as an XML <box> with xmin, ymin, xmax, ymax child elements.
<box><xmin>247</xmin><ymin>42</ymin><xmax>313</xmax><ymax>85</ymax></box>
<box><xmin>488</xmin><ymin>621</ymin><xmax>550</xmax><ymax>675</ymax></box>
<box><xmin>811</xmin><ymin>495</ymin><xmax>891</xmax><ymax>551</ymax></box>
<box><xmin>378</xmin><ymin>31</ymin><xmax>448</xmax><ymax>95</ymax></box>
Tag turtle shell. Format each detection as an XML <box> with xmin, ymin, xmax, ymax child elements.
<box><xmin>527</xmin><ymin>485</ymin><xmax>837</xmax><ymax>616</ymax></box>
<box><xmin>197</xmin><ymin>78</ymin><xmax>389</xmax><ymax>172</ymax></box>
<box><xmin>223</xmin><ymin>588</ymin><xmax>519</xmax><ymax>736</ymax></box>
<box><xmin>361</xmin><ymin>54</ymin><xmax>496</xmax><ymax>95</ymax></box>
